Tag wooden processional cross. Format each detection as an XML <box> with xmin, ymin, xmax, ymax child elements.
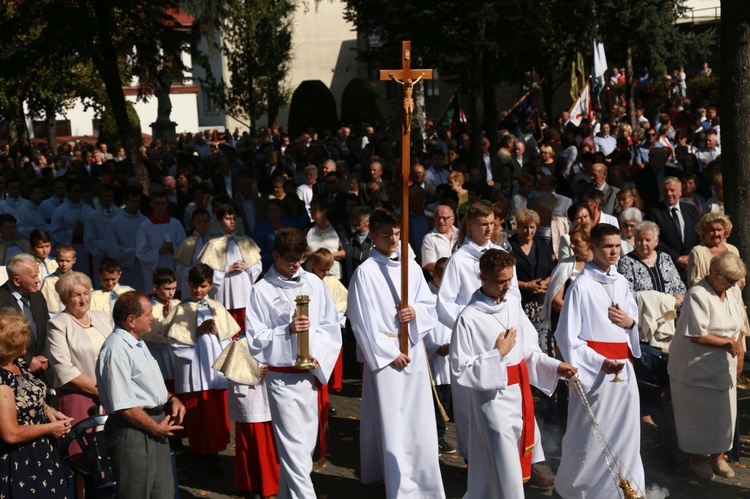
<box><xmin>379</xmin><ymin>41</ymin><xmax>433</xmax><ymax>354</ymax></box>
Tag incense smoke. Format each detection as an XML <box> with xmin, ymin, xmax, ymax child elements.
<box><xmin>645</xmin><ymin>484</ymin><xmax>670</xmax><ymax>499</ymax></box>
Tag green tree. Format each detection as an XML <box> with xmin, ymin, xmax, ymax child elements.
<box><xmin>0</xmin><ymin>0</ymin><xmax>196</xmax><ymax>191</ymax></box>
<box><xmin>191</xmin><ymin>0</ymin><xmax>295</xmax><ymax>130</ymax></box>
<box><xmin>596</xmin><ymin>0</ymin><xmax>715</xmax><ymax>127</ymax></box>
<box><xmin>343</xmin><ymin>0</ymin><xmax>595</xmax><ymax>165</ymax></box>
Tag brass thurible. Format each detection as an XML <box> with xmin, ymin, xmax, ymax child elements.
<box><xmin>294</xmin><ymin>295</ymin><xmax>315</xmax><ymax>370</ymax></box>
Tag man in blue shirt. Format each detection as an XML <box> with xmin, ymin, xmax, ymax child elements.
<box><xmin>97</xmin><ymin>291</ymin><xmax>186</xmax><ymax>499</ymax></box>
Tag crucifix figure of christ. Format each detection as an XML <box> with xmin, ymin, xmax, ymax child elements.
<box><xmin>389</xmin><ymin>72</ymin><xmax>425</xmax><ymax>134</ymax></box>
<box><xmin>378</xmin><ymin>41</ymin><xmax>433</xmax><ymax>354</ymax></box>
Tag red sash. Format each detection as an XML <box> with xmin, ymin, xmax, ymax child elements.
<box><xmin>148</xmin><ymin>214</ymin><xmax>172</xmax><ymax>224</ymax></box>
<box><xmin>267</xmin><ymin>365</ymin><xmax>310</xmax><ymax>374</ymax></box>
<box><xmin>507</xmin><ymin>360</ymin><xmax>534</xmax><ymax>482</ymax></box>
<box><xmin>586</xmin><ymin>341</ymin><xmax>630</xmax><ymax>359</ymax></box>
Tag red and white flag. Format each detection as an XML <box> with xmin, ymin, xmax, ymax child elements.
<box><xmin>569</xmin><ymin>83</ymin><xmax>590</xmax><ymax>126</ymax></box>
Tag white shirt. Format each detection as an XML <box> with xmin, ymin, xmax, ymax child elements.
<box><xmin>306</xmin><ymin>224</ymin><xmax>342</xmax><ymax>279</ymax></box>
<box><xmin>84</xmin><ymin>204</ymin><xmax>121</xmax><ymax>261</ymax></box>
<box><xmin>483</xmin><ymin>154</ymin><xmax>493</xmax><ymax>182</ymax></box>
<box><xmin>420</xmin><ymin>228</ymin><xmax>457</xmax><ymax>268</ymax></box>
<box><xmin>593</xmin><ymin>134</ymin><xmax>617</xmax><ymax>157</ymax></box>
<box><xmin>16</xmin><ymin>201</ymin><xmax>41</xmax><ymax>238</ymax></box>
<box><xmin>424</xmin><ymin>166</ymin><xmax>449</xmax><ymax>186</ymax></box>
<box><xmin>666</xmin><ymin>202</ymin><xmax>685</xmax><ymax>242</ymax></box>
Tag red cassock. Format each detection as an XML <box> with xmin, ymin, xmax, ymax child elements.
<box><xmin>178</xmin><ymin>389</ymin><xmax>230</xmax><ymax>454</ymax></box>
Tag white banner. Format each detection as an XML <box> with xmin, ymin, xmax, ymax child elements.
<box><xmin>593</xmin><ymin>39</ymin><xmax>608</xmax><ymax>79</ymax></box>
<box><xmin>569</xmin><ymin>83</ymin><xmax>590</xmax><ymax>126</ymax></box>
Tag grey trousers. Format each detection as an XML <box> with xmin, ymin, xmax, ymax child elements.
<box><xmin>105</xmin><ymin>411</ymin><xmax>174</xmax><ymax>499</ymax></box>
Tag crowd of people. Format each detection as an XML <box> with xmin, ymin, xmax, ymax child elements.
<box><xmin>0</xmin><ymin>85</ymin><xmax>744</xmax><ymax>499</ymax></box>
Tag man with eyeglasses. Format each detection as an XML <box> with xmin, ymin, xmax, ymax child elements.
<box><xmin>421</xmin><ymin>204</ymin><xmax>457</xmax><ymax>274</ymax></box>
<box><xmin>245</xmin><ymin>227</ymin><xmax>341</xmax><ymax>498</ymax></box>
<box><xmin>633</xmin><ymin>127</ymin><xmax>664</xmax><ymax>170</ymax></box>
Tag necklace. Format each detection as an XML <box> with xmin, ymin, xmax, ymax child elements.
<box><xmin>489</xmin><ymin>305</ymin><xmax>510</xmax><ymax>334</ymax></box>
<box><xmin>641</xmin><ymin>252</ymin><xmax>656</xmax><ymax>267</ymax></box>
<box><xmin>67</xmin><ymin>311</ymin><xmax>91</xmax><ymax>328</ymax></box>
<box><xmin>595</xmin><ymin>278</ymin><xmax>617</xmax><ymax>307</ymax></box>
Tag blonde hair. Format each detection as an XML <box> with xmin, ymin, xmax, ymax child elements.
<box><xmin>515</xmin><ymin>209</ymin><xmax>540</xmax><ymax>227</ymax></box>
<box><xmin>312</xmin><ymin>248</ymin><xmax>334</xmax><ymax>272</ymax></box>
<box><xmin>713</xmin><ymin>173</ymin><xmax>723</xmax><ymax>188</ymax></box>
<box><xmin>710</xmin><ymin>252</ymin><xmax>747</xmax><ymax>281</ymax></box>
<box><xmin>696</xmin><ymin>212</ymin><xmax>733</xmax><ymax>241</ymax></box>
<box><xmin>539</xmin><ymin>144</ymin><xmax>554</xmax><ymax>156</ymax></box>
<box><xmin>569</xmin><ymin>222</ymin><xmax>592</xmax><ymax>242</ymax></box>
<box><xmin>457</xmin><ymin>202</ymin><xmax>494</xmax><ymax>245</ymax></box>
<box><xmin>55</xmin><ymin>271</ymin><xmax>93</xmax><ymax>302</ymax></box>
<box><xmin>0</xmin><ymin>308</ymin><xmax>32</xmax><ymax>363</ymax></box>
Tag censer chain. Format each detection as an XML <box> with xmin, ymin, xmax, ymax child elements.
<box><xmin>568</xmin><ymin>377</ymin><xmax>645</xmax><ymax>499</ymax></box>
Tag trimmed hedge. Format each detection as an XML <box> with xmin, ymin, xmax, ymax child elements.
<box><xmin>341</xmin><ymin>77</ymin><xmax>384</xmax><ymax>129</ymax></box>
<box><xmin>287</xmin><ymin>80</ymin><xmax>337</xmax><ymax>138</ymax></box>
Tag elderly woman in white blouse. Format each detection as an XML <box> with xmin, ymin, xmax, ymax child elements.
<box><xmin>618</xmin><ymin>207</ymin><xmax>642</xmax><ymax>256</ymax></box>
<box><xmin>669</xmin><ymin>252</ymin><xmax>748</xmax><ymax>481</ymax></box>
<box><xmin>46</xmin><ymin>271</ymin><xmax>111</xmax><ymax>425</ymax></box>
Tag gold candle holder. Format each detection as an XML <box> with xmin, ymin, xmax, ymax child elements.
<box><xmin>294</xmin><ymin>295</ymin><xmax>315</xmax><ymax>370</ymax></box>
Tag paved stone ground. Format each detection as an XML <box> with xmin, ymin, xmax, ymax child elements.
<box><xmin>176</xmin><ymin>377</ymin><xmax>750</xmax><ymax>498</ymax></box>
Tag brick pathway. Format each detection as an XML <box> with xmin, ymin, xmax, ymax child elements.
<box><xmin>176</xmin><ymin>378</ymin><xmax>750</xmax><ymax>498</ymax></box>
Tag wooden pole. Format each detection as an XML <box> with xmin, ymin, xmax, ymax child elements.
<box><xmin>378</xmin><ymin>41</ymin><xmax>433</xmax><ymax>354</ymax></box>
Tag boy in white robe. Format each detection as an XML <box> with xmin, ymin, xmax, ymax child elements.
<box><xmin>424</xmin><ymin>257</ymin><xmax>456</xmax><ymax>454</ymax></box>
<box><xmin>245</xmin><ymin>227</ymin><xmax>341</xmax><ymax>499</ymax></box>
<box><xmin>16</xmin><ymin>184</ymin><xmax>45</xmax><ymax>239</ymax></box>
<box><xmin>348</xmin><ymin>208</ymin><xmax>446</xmax><ymax>499</ymax></box>
<box><xmin>144</xmin><ymin>268</ymin><xmax>180</xmax><ymax>395</ymax></box>
<box><xmin>174</xmin><ymin>208</ymin><xmax>211</xmax><ymax>299</ymax></box>
<box><xmin>105</xmin><ymin>187</ymin><xmax>147</xmax><ymax>291</ymax></box>
<box><xmin>451</xmin><ymin>249</ymin><xmax>577</xmax><ymax>498</ymax></box>
<box><xmin>437</xmin><ymin>202</ymin><xmax>520</xmax><ymax>460</ymax></box>
<box><xmin>41</xmin><ymin>244</ymin><xmax>76</xmax><ymax>315</ymax></box>
<box><xmin>30</xmin><ymin>229</ymin><xmax>57</xmax><ymax>281</ymax></box>
<box><xmin>207</xmin><ymin>194</ymin><xmax>247</xmax><ymax>237</ymax></box>
<box><xmin>36</xmin><ymin>177</ymin><xmax>66</xmax><ymax>233</ymax></box>
<box><xmin>49</xmin><ymin>177</ymin><xmax>93</xmax><ymax>276</ymax></box>
<box><xmin>554</xmin><ymin>223</ymin><xmax>645</xmax><ymax>499</ymax></box>
<box><xmin>136</xmin><ymin>190</ymin><xmax>186</xmax><ymax>292</ymax></box>
<box><xmin>83</xmin><ymin>184</ymin><xmax>120</xmax><ymax>288</ymax></box>
<box><xmin>89</xmin><ymin>258</ymin><xmax>135</xmax><ymax>322</ymax></box>
<box><xmin>165</xmin><ymin>263</ymin><xmax>239</xmax><ymax>472</ymax></box>
<box><xmin>199</xmin><ymin>202</ymin><xmax>262</xmax><ymax>327</ymax></box>
<box><xmin>0</xmin><ymin>213</ymin><xmax>30</xmax><ymax>264</ymax></box>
